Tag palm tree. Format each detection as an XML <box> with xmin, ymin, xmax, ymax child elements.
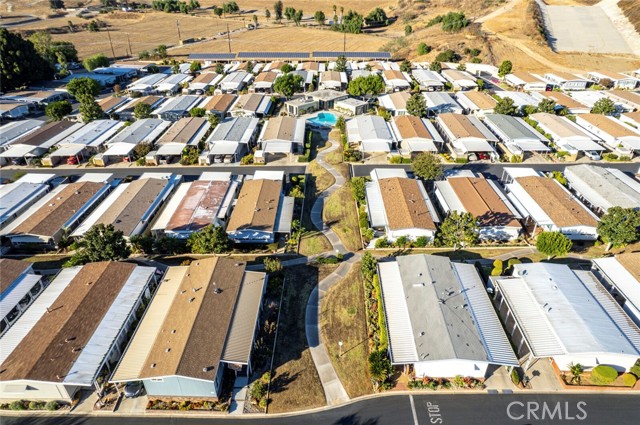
<box><xmin>340</xmin><ymin>6</ymin><xmax>344</xmax><ymax>23</ymax></box>
<box><xmin>569</xmin><ymin>363</ymin><xmax>584</xmax><ymax>385</ymax></box>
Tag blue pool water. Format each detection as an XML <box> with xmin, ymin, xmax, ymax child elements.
<box><xmin>307</xmin><ymin>112</ymin><xmax>338</xmax><ymax>127</ymax></box>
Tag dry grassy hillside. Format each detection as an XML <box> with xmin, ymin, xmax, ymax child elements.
<box><xmin>619</xmin><ymin>0</ymin><xmax>640</xmax><ymax>34</ymax></box>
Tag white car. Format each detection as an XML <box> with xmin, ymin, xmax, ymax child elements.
<box><xmin>584</xmin><ymin>151</ymin><xmax>601</xmax><ymax>161</ymax></box>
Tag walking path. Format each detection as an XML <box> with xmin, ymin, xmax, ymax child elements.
<box><xmin>304</xmin><ymin>140</ymin><xmax>352</xmax><ymax>405</ymax></box>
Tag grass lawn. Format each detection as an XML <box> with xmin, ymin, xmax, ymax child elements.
<box><xmin>308</xmin><ymin>160</ymin><xmax>335</xmax><ymax>194</ymax></box>
<box><xmin>19</xmin><ymin>254</ymin><xmax>72</xmax><ymax>270</ymax></box>
<box><xmin>321</xmin><ymin>261</ymin><xmax>372</xmax><ymax>398</ymax></box>
<box><xmin>268</xmin><ymin>264</ymin><xmax>337</xmax><ymax>413</ymax></box>
<box><xmin>323</xmin><ymin>185</ymin><xmax>361</xmax><ymax>252</ymax></box>
<box><xmin>299</xmin><ymin>231</ymin><xmax>333</xmax><ymax>256</ymax></box>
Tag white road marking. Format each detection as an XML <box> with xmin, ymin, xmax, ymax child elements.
<box><xmin>410</xmin><ymin>394</ymin><xmax>419</xmax><ymax>425</ymax></box>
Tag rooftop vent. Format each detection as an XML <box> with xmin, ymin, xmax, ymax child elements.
<box><xmin>165</xmin><ymin>348</ymin><xmax>171</xmax><ymax>353</ymax></box>
<box><xmin>214</xmin><ymin>288</ymin><xmax>222</xmax><ymax>294</ymax></box>
<box><xmin>171</xmin><ymin>329</ymin><xmax>176</xmax><ymax>334</ymax></box>
<box><xmin>189</xmin><ymin>297</ymin><xmax>195</xmax><ymax>303</ymax></box>
<box><xmin>151</xmin><ymin>363</ymin><xmax>156</xmax><ymax>368</ymax></box>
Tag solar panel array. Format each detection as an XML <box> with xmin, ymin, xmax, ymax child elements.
<box><xmin>188</xmin><ymin>52</ymin><xmax>392</xmax><ymax>61</ymax></box>
<box><xmin>237</xmin><ymin>52</ymin><xmax>310</xmax><ymax>59</ymax></box>
<box><xmin>313</xmin><ymin>51</ymin><xmax>392</xmax><ymax>59</ymax></box>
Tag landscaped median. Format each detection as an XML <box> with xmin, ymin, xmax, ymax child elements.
<box><xmin>557</xmin><ymin>361</ymin><xmax>640</xmax><ymax>391</ymax></box>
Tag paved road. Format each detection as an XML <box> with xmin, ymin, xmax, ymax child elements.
<box><xmin>351</xmin><ymin>162</ymin><xmax>639</xmax><ymax>179</ymax></box>
<box><xmin>3</xmin><ymin>393</ymin><xmax>637</xmax><ymax>425</ymax></box>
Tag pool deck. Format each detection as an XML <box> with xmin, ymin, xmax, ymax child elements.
<box><xmin>304</xmin><ymin>111</ymin><xmax>340</xmax><ymax>128</ymax></box>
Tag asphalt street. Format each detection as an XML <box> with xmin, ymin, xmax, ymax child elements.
<box><xmin>2</xmin><ymin>393</ymin><xmax>638</xmax><ymax>425</ymax></box>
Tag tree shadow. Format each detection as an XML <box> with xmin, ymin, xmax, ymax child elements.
<box><xmin>332</xmin><ymin>414</ymin><xmax>380</xmax><ymax>425</ymax></box>
<box><xmin>268</xmin><ymin>371</ymin><xmax>301</xmax><ymax>394</ymax></box>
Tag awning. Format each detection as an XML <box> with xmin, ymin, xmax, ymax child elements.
<box><xmin>557</xmin><ymin>138</ymin><xmax>605</xmax><ymax>152</ymax></box>
<box><xmin>103</xmin><ymin>142</ymin><xmax>135</xmax><ymax>157</ymax></box>
<box><xmin>209</xmin><ymin>142</ymin><xmax>241</xmax><ymax>155</ymax></box>
<box><xmin>454</xmin><ymin>139</ymin><xmax>494</xmax><ymax>153</ymax></box>
<box><xmin>50</xmin><ymin>144</ymin><xmax>86</xmax><ymax>157</ymax></box>
<box><xmin>274</xmin><ymin>196</ymin><xmax>294</xmax><ymax>233</ymax></box>
<box><xmin>156</xmin><ymin>143</ymin><xmax>185</xmax><ymax>156</ymax></box>
<box><xmin>262</xmin><ymin>141</ymin><xmax>293</xmax><ymax>154</ymax></box>
<box><xmin>361</xmin><ymin>140</ymin><xmax>391</xmax><ymax>152</ymax></box>
<box><xmin>510</xmin><ymin>140</ymin><xmax>551</xmax><ymax>152</ymax></box>
<box><xmin>0</xmin><ymin>145</ymin><xmax>37</xmax><ymax>158</ymax></box>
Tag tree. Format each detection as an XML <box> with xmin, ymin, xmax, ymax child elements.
<box><xmin>265</xmin><ymin>9</ymin><xmax>271</xmax><ymax>19</ymax></box>
<box><xmin>417</xmin><ymin>43</ymin><xmax>431</xmax><ymax>55</ymax></box>
<box><xmin>335</xmin><ymin>55</ymin><xmax>347</xmax><ymax>72</ymax></box>
<box><xmin>537</xmin><ymin>98</ymin><xmax>556</xmax><ymax>114</ymax></box>
<box><xmin>314</xmin><ymin>10</ymin><xmax>326</xmax><ymax>26</ymax></box>
<box><xmin>590</xmin><ymin>97</ymin><xmax>616</xmax><ymax>115</ymax></box>
<box><xmin>214</xmin><ymin>62</ymin><xmax>224</xmax><ymax>74</ymax></box>
<box><xmin>187</xmin><ymin>225</ymin><xmax>231</xmax><ymax>254</ymax></box>
<box><xmin>494</xmin><ymin>97</ymin><xmax>517</xmax><ymax>115</ymax></box>
<box><xmin>79</xmin><ymin>98</ymin><xmax>104</xmax><ymax>123</ymax></box>
<box><xmin>364</xmin><ymin>7</ymin><xmax>387</xmax><ymax>25</ymax></box>
<box><xmin>273</xmin><ymin>73</ymin><xmax>303</xmax><ymax>98</ymax></box>
<box><xmin>350</xmin><ymin>177</ymin><xmax>367</xmax><ymax>204</ymax></box>
<box><xmin>223</xmin><ymin>1</ymin><xmax>239</xmax><ymax>15</ymax></box>
<box><xmin>405</xmin><ymin>25</ymin><xmax>412</xmax><ymax>36</ymax></box>
<box><xmin>134</xmin><ymin>102</ymin><xmax>152</xmax><ymax>120</ymax></box>
<box><xmin>406</xmin><ymin>93</ymin><xmax>427</xmax><ymax>117</ymax></box>
<box><xmin>253</xmin><ymin>14</ymin><xmax>258</xmax><ymax>26</ymax></box>
<box><xmin>189</xmin><ymin>61</ymin><xmax>201</xmax><ymax>73</ymax></box>
<box><xmin>293</xmin><ymin>9</ymin><xmax>303</xmax><ymax>26</ymax></box>
<box><xmin>273</xmin><ymin>1</ymin><xmax>283</xmax><ymax>21</ymax></box>
<box><xmin>360</xmin><ymin>251</ymin><xmax>377</xmax><ymax>281</ymax></box>
<box><xmin>412</xmin><ymin>152</ymin><xmax>444</xmax><ymax>181</ymax></box>
<box><xmin>535</xmin><ymin>231</ymin><xmax>572</xmax><ymax>260</ymax></box>
<box><xmin>171</xmin><ymin>63</ymin><xmax>180</xmax><ymax>74</ymax></box>
<box><xmin>368</xmin><ymin>350</ymin><xmax>392</xmax><ymax>385</ymax></box>
<box><xmin>49</xmin><ymin>0</ymin><xmax>65</xmax><ymax>9</ymax></box>
<box><xmin>400</xmin><ymin>59</ymin><xmax>411</xmax><ymax>73</ymax></box>
<box><xmin>45</xmin><ymin>100</ymin><xmax>72</xmax><ymax>121</ymax></box>
<box><xmin>597</xmin><ymin>206</ymin><xmax>640</xmax><ymax>250</ymax></box>
<box><xmin>155</xmin><ymin>44</ymin><xmax>168</xmax><ymax>59</ymax></box>
<box><xmin>439</xmin><ymin>12</ymin><xmax>468</xmax><ymax>32</ymax></box>
<box><xmin>347</xmin><ymin>74</ymin><xmax>385</xmax><ymax>97</ymax></box>
<box><xmin>435</xmin><ymin>49</ymin><xmax>459</xmax><ymax>62</ymax></box>
<box><xmin>0</xmin><ymin>28</ymin><xmax>54</xmax><ymax>91</ymax></box>
<box><xmin>83</xmin><ymin>53</ymin><xmax>110</xmax><ymax>71</ymax></box>
<box><xmin>429</xmin><ymin>61</ymin><xmax>442</xmax><ymax>72</ymax></box>
<box><xmin>333</xmin><ymin>9</ymin><xmax>364</xmax><ymax>33</ymax></box>
<box><xmin>72</xmin><ymin>224</ymin><xmax>131</xmax><ymax>264</ymax></box>
<box><xmin>280</xmin><ymin>63</ymin><xmax>294</xmax><ymax>73</ymax></box>
<box><xmin>437</xmin><ymin>211</ymin><xmax>479</xmax><ymax>250</ymax></box>
<box><xmin>263</xmin><ymin>257</ymin><xmax>283</xmax><ymax>274</ymax></box>
<box><xmin>87</xmin><ymin>20</ymin><xmax>100</xmax><ymax>32</ymax></box>
<box><xmin>214</xmin><ymin>7</ymin><xmax>223</xmax><ymax>17</ymax></box>
<box><xmin>568</xmin><ymin>363</ymin><xmax>584</xmax><ymax>385</ymax></box>
<box><xmin>498</xmin><ymin>60</ymin><xmax>513</xmax><ymax>77</ymax></box>
<box><xmin>189</xmin><ymin>107</ymin><xmax>206</xmax><ymax>117</ymax></box>
<box><xmin>66</xmin><ymin>77</ymin><xmax>102</xmax><ymax>100</ymax></box>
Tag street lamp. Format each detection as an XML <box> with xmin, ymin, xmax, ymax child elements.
<box><xmin>338</xmin><ymin>340</ymin><xmax>343</xmax><ymax>357</ymax></box>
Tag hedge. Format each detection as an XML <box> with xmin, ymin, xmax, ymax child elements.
<box><xmin>590</xmin><ymin>365</ymin><xmax>618</xmax><ymax>385</ymax></box>
<box><xmin>622</xmin><ymin>373</ymin><xmax>637</xmax><ymax>387</ymax></box>
<box><xmin>372</xmin><ymin>275</ymin><xmax>388</xmax><ymax>352</ymax></box>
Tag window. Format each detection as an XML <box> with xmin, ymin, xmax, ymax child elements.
<box><xmin>150</xmin><ymin>378</ymin><xmax>164</xmax><ymax>383</ymax></box>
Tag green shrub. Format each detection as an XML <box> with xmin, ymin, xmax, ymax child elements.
<box><xmin>493</xmin><ymin>259</ymin><xmax>503</xmax><ymax>269</ymax></box>
<box><xmin>28</xmin><ymin>401</ymin><xmax>43</xmax><ymax>410</ymax></box>
<box><xmin>414</xmin><ymin>236</ymin><xmax>428</xmax><ymax>248</ymax></box>
<box><xmin>590</xmin><ymin>365</ymin><xmax>618</xmax><ymax>385</ymax></box>
<box><xmin>9</xmin><ymin>401</ymin><xmax>26</xmax><ymax>411</ymax></box>
<box><xmin>507</xmin><ymin>258</ymin><xmax>521</xmax><ymax>272</ymax></box>
<box><xmin>375</xmin><ymin>238</ymin><xmax>389</xmax><ymax>249</ymax></box>
<box><xmin>490</xmin><ymin>267</ymin><xmax>502</xmax><ymax>276</ymax></box>
<box><xmin>630</xmin><ymin>360</ymin><xmax>640</xmax><ymax>378</ymax></box>
<box><xmin>454</xmin><ymin>157</ymin><xmax>468</xmax><ymax>164</ymax></box>
<box><xmin>622</xmin><ymin>373</ymin><xmax>637</xmax><ymax>387</ymax></box>
<box><xmin>511</xmin><ymin>368</ymin><xmax>520</xmax><ymax>386</ymax></box>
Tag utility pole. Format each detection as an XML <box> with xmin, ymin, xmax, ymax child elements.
<box><xmin>343</xmin><ymin>31</ymin><xmax>346</xmax><ymax>53</ymax></box>
<box><xmin>106</xmin><ymin>28</ymin><xmax>116</xmax><ymax>61</ymax></box>
<box><xmin>227</xmin><ymin>23</ymin><xmax>232</xmax><ymax>54</ymax></box>
<box><xmin>176</xmin><ymin>20</ymin><xmax>182</xmax><ymax>43</ymax></box>
<box><xmin>126</xmin><ymin>33</ymin><xmax>133</xmax><ymax>58</ymax></box>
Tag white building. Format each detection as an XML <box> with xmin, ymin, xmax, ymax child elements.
<box><xmin>203</xmin><ymin>117</ymin><xmax>260</xmax><ymax>163</ymax></box>
<box><xmin>378</xmin><ymin>91</ymin><xmax>411</xmax><ymax>116</ymax></box>
<box><xmin>347</xmin><ymin>115</ymin><xmax>395</xmax><ymax>154</ymax></box>
<box><xmin>127</xmin><ymin>74</ymin><xmax>168</xmax><ymax>95</ymax></box>
<box><xmin>483</xmin><ymin>114</ymin><xmax>550</xmax><ymax>156</ymax></box>
<box><xmin>154</xmin><ymin>73</ymin><xmax>193</xmax><ymax>95</ymax></box>
<box><xmin>411</xmin><ymin>69</ymin><xmax>446</xmax><ymax>91</ymax></box>
<box><xmin>153</xmin><ymin>95</ymin><xmax>203</xmax><ymax>121</ymax></box>
<box><xmin>0</xmin><ymin>173</ymin><xmax>56</xmax><ymax>229</ymax></box>
<box><xmin>592</xmin><ymin>253</ymin><xmax>640</xmax><ymax>327</ymax></box>
<box><xmin>441</xmin><ymin>69</ymin><xmax>477</xmax><ymax>91</ymax></box>
<box><xmin>434</xmin><ymin>113</ymin><xmax>498</xmax><ymax>160</ymax></box>
<box><xmin>454</xmin><ymin>91</ymin><xmax>497</xmax><ymax>117</ymax></box>
<box><xmin>492</xmin><ymin>262</ymin><xmax>640</xmax><ymax>372</ymax></box>
<box><xmin>575</xmin><ymin>114</ymin><xmax>640</xmax><ymax>156</ymax></box>
<box><xmin>319</xmin><ymin>70</ymin><xmax>348</xmax><ymax>91</ymax></box>
<box><xmin>586</xmin><ymin>71</ymin><xmax>638</xmax><ymax>90</ymax></box>
<box><xmin>258</xmin><ymin>116</ymin><xmax>306</xmax><ymax>155</ymax></box>
<box><xmin>529</xmin><ymin>113</ymin><xmax>604</xmax><ymax>155</ymax></box>
<box><xmin>390</xmin><ymin>115</ymin><xmax>444</xmax><ymax>155</ymax></box>
<box><xmin>0</xmin><ymin>259</ymin><xmax>44</xmax><ymax>336</ymax></box>
<box><xmin>423</xmin><ymin>92</ymin><xmax>463</xmax><ymax>117</ymax></box>
<box><xmin>504</xmin><ymin>72</ymin><xmax>549</xmax><ymax>91</ymax></box>
<box><xmin>379</xmin><ymin>254</ymin><xmax>518</xmax><ymax>378</ymax></box>
<box><xmin>218</xmin><ymin>71</ymin><xmax>253</xmax><ymax>93</ymax></box>
<box><xmin>382</xmin><ymin>70</ymin><xmax>412</xmax><ymax>92</ymax></box>
<box><xmin>543</xmin><ymin>72</ymin><xmax>590</xmax><ymax>90</ymax></box>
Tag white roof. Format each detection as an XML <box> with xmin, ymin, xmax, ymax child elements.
<box><xmin>495</xmin><ymin>91</ymin><xmax>538</xmax><ymax>108</ymax></box>
<box><xmin>154</xmin><ymin>73</ymin><xmax>192</xmax><ymax>92</ymax></box>
<box><xmin>592</xmin><ymin>256</ymin><xmax>640</xmax><ymax>317</ymax></box>
<box><xmin>128</xmin><ymin>73</ymin><xmax>167</xmax><ymax>90</ymax></box>
<box><xmin>370</xmin><ymin>168</ymin><xmax>408</xmax><ymax>181</ymax></box>
<box><xmin>495</xmin><ymin>263</ymin><xmax>640</xmax><ymax>358</ymax></box>
<box><xmin>50</xmin><ymin>144</ymin><xmax>86</xmax><ymax>157</ymax></box>
<box><xmin>57</xmin><ymin>119</ymin><xmax>124</xmax><ymax>148</ymax></box>
<box><xmin>0</xmin><ymin>273</ymin><xmax>42</xmax><ymax>321</ymax></box>
<box><xmin>564</xmin><ymin>165</ymin><xmax>640</xmax><ymax>211</ymax></box>
<box><xmin>254</xmin><ymin>170</ymin><xmax>284</xmax><ymax>181</ymax></box>
<box><xmin>347</xmin><ymin>115</ymin><xmax>394</xmax><ymax>144</ymax></box>
<box><xmin>154</xmin><ymin>96</ymin><xmax>202</xmax><ymax>116</ymax></box>
<box><xmin>365</xmin><ymin>182</ymin><xmax>387</xmax><ymax>228</ymax></box>
<box><xmin>0</xmin><ymin>120</ymin><xmax>44</xmax><ymax>147</ymax></box>
<box><xmin>107</xmin><ymin>118</ymin><xmax>170</xmax><ymax>145</ymax></box>
<box><xmin>103</xmin><ymin>142</ymin><xmax>136</xmax><ymax>156</ymax></box>
<box><xmin>411</xmin><ymin>69</ymin><xmax>446</xmax><ymax>86</ymax></box>
<box><xmin>76</xmin><ymin>173</ymin><xmax>114</xmax><ymax>183</ymax></box>
<box><xmin>156</xmin><ymin>142</ymin><xmax>186</xmax><ymax>156</ymax></box>
<box><xmin>0</xmin><ymin>144</ymin><xmax>38</xmax><ymax>158</ymax></box>
<box><xmin>452</xmin><ymin>139</ymin><xmax>495</xmax><ymax>153</ymax></box>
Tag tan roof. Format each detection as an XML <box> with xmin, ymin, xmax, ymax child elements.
<box><xmin>0</xmin><ymin>102</ymin><xmax>27</xmax><ymax>111</ymax></box>
<box><xmin>516</xmin><ymin>176</ymin><xmax>598</xmax><ymax>227</ymax></box>
<box><xmin>139</xmin><ymin>257</ymin><xmax>245</xmax><ymax>381</ymax></box>
<box><xmin>268</xmin><ymin>61</ymin><xmax>286</xmax><ymax>71</ymax></box>
<box><xmin>94</xmin><ymin>178</ymin><xmax>168</xmax><ymax>236</ymax></box>
<box><xmin>0</xmin><ymin>262</ymin><xmax>136</xmax><ymax>382</ymax></box>
<box><xmin>300</xmin><ymin>62</ymin><xmax>320</xmax><ymax>71</ymax></box>
<box><xmin>591</xmin><ymin>71</ymin><xmax>633</xmax><ymax>81</ymax></box>
<box><xmin>98</xmin><ymin>96</ymin><xmax>126</xmax><ymax>112</ymax></box>
<box><xmin>234</xmin><ymin>93</ymin><xmax>264</xmax><ymax>112</ymax></box>
<box><xmin>622</xmin><ymin>111</ymin><xmax>640</xmax><ymax>124</ymax></box>
<box><xmin>235</xmin><ymin>62</ymin><xmax>251</xmax><ymax>71</ymax></box>
<box><xmin>379</xmin><ymin>178</ymin><xmax>436</xmax><ymax>231</ymax></box>
<box><xmin>383</xmin><ymin>70</ymin><xmax>407</xmax><ymax>81</ymax></box>
<box><xmin>579</xmin><ymin>114</ymin><xmax>638</xmax><ymax>137</ymax></box>
<box><xmin>261</xmin><ymin>116</ymin><xmax>298</xmax><ymax>142</ymax></box>
<box><xmin>608</xmin><ymin>90</ymin><xmax>640</xmax><ymax>108</ymax></box>
<box><xmin>201</xmin><ymin>93</ymin><xmax>236</xmax><ymax>112</ymax></box>
<box><xmin>227</xmin><ymin>179</ymin><xmax>282</xmax><ymax>232</ymax></box>
<box><xmin>617</xmin><ymin>253</ymin><xmax>640</xmax><ymax>282</ymax></box>
<box><xmin>120</xmin><ymin>96</ymin><xmax>162</xmax><ymax>114</ymax></box>
<box><xmin>442</xmin><ymin>69</ymin><xmax>474</xmax><ymax>81</ymax></box>
<box><xmin>6</xmin><ymin>90</ymin><xmax>60</xmax><ymax>100</ymax></box>
<box><xmin>548</xmin><ymin>71</ymin><xmax>585</xmax><ymax>81</ymax></box>
<box><xmin>438</xmin><ymin>113</ymin><xmax>485</xmax><ymax>139</ymax></box>
<box><xmin>393</xmin><ymin>115</ymin><xmax>432</xmax><ymax>140</ymax></box>
<box><xmin>166</xmin><ymin>179</ymin><xmax>231</xmax><ymax>232</ymax></box>
<box><xmin>536</xmin><ymin>91</ymin><xmax>587</xmax><ymax>109</ymax></box>
<box><xmin>448</xmin><ymin>177</ymin><xmax>520</xmax><ymax>227</ymax></box>
<box><xmin>321</xmin><ymin>70</ymin><xmax>342</xmax><ymax>82</ymax></box>
<box><xmin>387</xmin><ymin>91</ymin><xmax>411</xmax><ymax>110</ymax></box>
<box><xmin>158</xmin><ymin>117</ymin><xmax>207</xmax><ymax>144</ymax></box>
<box><xmin>191</xmin><ymin>72</ymin><xmax>219</xmax><ymax>84</ymax></box>
<box><xmin>12</xmin><ymin>182</ymin><xmax>104</xmax><ymax>238</ymax></box>
<box><xmin>509</xmin><ymin>72</ymin><xmax>545</xmax><ymax>84</ymax></box>
<box><xmin>531</xmin><ymin>113</ymin><xmax>588</xmax><ymax>138</ymax></box>
<box><xmin>12</xmin><ymin>121</ymin><xmax>77</xmax><ymax>147</ymax></box>
<box><xmin>0</xmin><ymin>259</ymin><xmax>32</xmax><ymax>294</ymax></box>
<box><xmin>461</xmin><ymin>91</ymin><xmax>497</xmax><ymax>110</ymax></box>
<box><xmin>255</xmin><ymin>72</ymin><xmax>277</xmax><ymax>83</ymax></box>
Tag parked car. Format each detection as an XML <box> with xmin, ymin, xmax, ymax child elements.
<box><xmin>584</xmin><ymin>151</ymin><xmax>601</xmax><ymax>161</ymax></box>
<box><xmin>66</xmin><ymin>156</ymin><xmax>78</xmax><ymax>165</ymax></box>
<box><xmin>124</xmin><ymin>381</ymin><xmax>144</xmax><ymax>398</ymax></box>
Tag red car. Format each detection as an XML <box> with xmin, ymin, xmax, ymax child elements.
<box><xmin>66</xmin><ymin>156</ymin><xmax>78</xmax><ymax>165</ymax></box>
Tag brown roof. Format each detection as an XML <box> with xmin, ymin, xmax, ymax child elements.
<box><xmin>438</xmin><ymin>113</ymin><xmax>485</xmax><ymax>139</ymax></box>
<box><xmin>509</xmin><ymin>72</ymin><xmax>545</xmax><ymax>84</ymax></box>
<box><xmin>261</xmin><ymin>116</ymin><xmax>298</xmax><ymax>142</ymax></box>
<box><xmin>387</xmin><ymin>91</ymin><xmax>411</xmax><ymax>110</ymax></box>
<box><xmin>321</xmin><ymin>70</ymin><xmax>342</xmax><ymax>82</ymax></box>
<box><xmin>191</xmin><ymin>72</ymin><xmax>219</xmax><ymax>84</ymax></box>
<box><xmin>536</xmin><ymin>91</ymin><xmax>587</xmax><ymax>109</ymax></box>
<box><xmin>158</xmin><ymin>117</ymin><xmax>208</xmax><ymax>145</ymax></box>
<box><xmin>448</xmin><ymin>177</ymin><xmax>520</xmax><ymax>227</ymax></box>
<box><xmin>227</xmin><ymin>179</ymin><xmax>282</xmax><ymax>232</ymax></box>
<box><xmin>608</xmin><ymin>90</ymin><xmax>640</xmax><ymax>109</ymax></box>
<box><xmin>393</xmin><ymin>115</ymin><xmax>433</xmax><ymax>140</ymax></box>
<box><xmin>94</xmin><ymin>178</ymin><xmax>168</xmax><ymax>236</ymax></box>
<box><xmin>234</xmin><ymin>93</ymin><xmax>264</xmax><ymax>112</ymax></box>
<box><xmin>442</xmin><ymin>69</ymin><xmax>474</xmax><ymax>81</ymax></box>
<box><xmin>0</xmin><ymin>102</ymin><xmax>27</xmax><ymax>111</ymax></box>
<box><xmin>548</xmin><ymin>72</ymin><xmax>585</xmax><ymax>81</ymax></box>
<box><xmin>383</xmin><ymin>70</ymin><xmax>407</xmax><ymax>81</ymax></box>
<box><xmin>0</xmin><ymin>262</ymin><xmax>136</xmax><ymax>382</ymax></box>
<box><xmin>254</xmin><ymin>72</ymin><xmax>277</xmax><ymax>83</ymax></box>
<box><xmin>139</xmin><ymin>257</ymin><xmax>245</xmax><ymax>381</ymax></box>
<box><xmin>617</xmin><ymin>253</ymin><xmax>640</xmax><ymax>282</ymax></box>
<box><xmin>166</xmin><ymin>179</ymin><xmax>231</xmax><ymax>232</ymax></box>
<box><xmin>579</xmin><ymin>114</ymin><xmax>638</xmax><ymax>137</ymax></box>
<box><xmin>12</xmin><ymin>121</ymin><xmax>77</xmax><ymax>147</ymax></box>
<box><xmin>0</xmin><ymin>259</ymin><xmax>32</xmax><ymax>294</ymax></box>
<box><xmin>6</xmin><ymin>90</ymin><xmax>61</xmax><ymax>100</ymax></box>
<box><xmin>300</xmin><ymin>62</ymin><xmax>320</xmax><ymax>71</ymax></box>
<box><xmin>98</xmin><ymin>96</ymin><xmax>127</xmax><ymax>112</ymax></box>
<box><xmin>268</xmin><ymin>61</ymin><xmax>286</xmax><ymax>71</ymax></box>
<box><xmin>12</xmin><ymin>182</ymin><xmax>104</xmax><ymax>238</ymax></box>
<box><xmin>622</xmin><ymin>111</ymin><xmax>640</xmax><ymax>124</ymax></box>
<box><xmin>235</xmin><ymin>62</ymin><xmax>251</xmax><ymax>71</ymax></box>
<box><xmin>379</xmin><ymin>178</ymin><xmax>436</xmax><ymax>231</ymax></box>
<box><xmin>119</xmin><ymin>96</ymin><xmax>162</xmax><ymax>114</ymax></box>
<box><xmin>201</xmin><ymin>93</ymin><xmax>236</xmax><ymax>112</ymax></box>
<box><xmin>516</xmin><ymin>176</ymin><xmax>598</xmax><ymax>227</ymax></box>
<box><xmin>461</xmin><ymin>91</ymin><xmax>497</xmax><ymax>110</ymax></box>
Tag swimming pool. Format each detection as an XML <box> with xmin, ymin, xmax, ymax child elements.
<box><xmin>307</xmin><ymin>112</ymin><xmax>338</xmax><ymax>127</ymax></box>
